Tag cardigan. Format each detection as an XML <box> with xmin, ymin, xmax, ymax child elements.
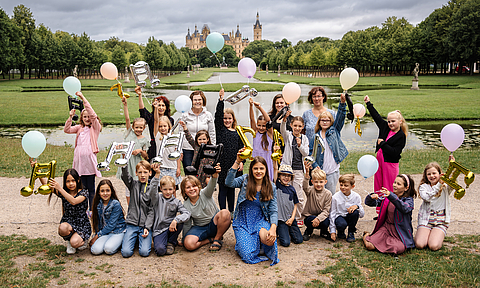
<box><xmin>64</xmin><ymin>97</ymin><xmax>101</xmax><ymax>154</ymax></box>
<box><xmin>417</xmin><ymin>182</ymin><xmax>453</xmax><ymax>226</ymax></box>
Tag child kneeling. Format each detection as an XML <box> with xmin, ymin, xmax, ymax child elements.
<box><xmin>302</xmin><ymin>164</ymin><xmax>332</xmax><ymax>241</ymax></box>
<box><xmin>276</xmin><ymin>165</ymin><xmax>303</xmax><ymax>247</ymax></box>
<box><xmin>329</xmin><ymin>174</ymin><xmax>364</xmax><ymax>242</ymax></box>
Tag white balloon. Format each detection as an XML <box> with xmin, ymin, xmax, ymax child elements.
<box><xmin>353</xmin><ymin>104</ymin><xmax>366</xmax><ymax>118</ymax></box>
<box><xmin>339</xmin><ymin>68</ymin><xmax>359</xmax><ymax>91</ymax></box>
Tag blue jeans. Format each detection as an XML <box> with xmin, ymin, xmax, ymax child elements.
<box><xmin>153</xmin><ymin>223</ymin><xmax>183</xmax><ymax>256</ymax></box>
<box><xmin>182</xmin><ymin>149</ymin><xmax>194</xmax><ymax>170</ymax></box>
<box><xmin>90</xmin><ymin>232</ymin><xmax>124</xmax><ymax>255</ymax></box>
<box><xmin>304</xmin><ymin>215</ymin><xmax>330</xmax><ymax>236</ymax></box>
<box><xmin>277</xmin><ymin>220</ymin><xmax>303</xmax><ymax>247</ymax></box>
<box><xmin>121</xmin><ymin>224</ymin><xmax>152</xmax><ymax>258</ymax></box>
<box><xmin>218</xmin><ymin>182</ymin><xmax>235</xmax><ymax>212</ymax></box>
<box><xmin>334</xmin><ymin>210</ymin><xmax>360</xmax><ymax>235</ymax></box>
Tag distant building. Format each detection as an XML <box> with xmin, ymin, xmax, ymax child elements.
<box><xmin>185</xmin><ymin>12</ymin><xmax>262</xmax><ymax>58</ymax></box>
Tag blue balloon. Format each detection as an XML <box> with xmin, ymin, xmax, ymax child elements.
<box><xmin>63</xmin><ymin>76</ymin><xmax>81</xmax><ymax>96</ymax></box>
<box><xmin>357</xmin><ymin>155</ymin><xmax>379</xmax><ymax>179</ymax></box>
<box><xmin>206</xmin><ymin>32</ymin><xmax>225</xmax><ymax>54</ymax></box>
<box><xmin>22</xmin><ymin>131</ymin><xmax>47</xmax><ymax>158</ymax></box>
<box><xmin>175</xmin><ymin>95</ymin><xmax>192</xmax><ymax>113</ymax></box>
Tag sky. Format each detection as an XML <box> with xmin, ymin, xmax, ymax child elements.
<box><xmin>2</xmin><ymin>0</ymin><xmax>448</xmax><ymax>47</ymax></box>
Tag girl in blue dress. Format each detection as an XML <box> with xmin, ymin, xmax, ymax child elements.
<box><xmin>225</xmin><ymin>150</ymin><xmax>279</xmax><ymax>265</ymax></box>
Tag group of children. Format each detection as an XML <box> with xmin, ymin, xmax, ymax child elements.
<box><xmin>42</xmin><ymin>87</ymin><xmax>459</xmax><ymax>262</ymax></box>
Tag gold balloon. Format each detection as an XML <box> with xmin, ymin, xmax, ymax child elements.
<box><xmin>236</xmin><ymin>126</ymin><xmax>256</xmax><ymax>160</ymax></box>
<box><xmin>21</xmin><ymin>160</ymin><xmax>56</xmax><ymax>197</ymax></box>
<box><xmin>271</xmin><ymin>129</ymin><xmax>284</xmax><ymax>163</ymax></box>
<box><xmin>440</xmin><ymin>160</ymin><xmax>475</xmax><ymax>200</ymax></box>
<box><xmin>355</xmin><ymin>118</ymin><xmax>362</xmax><ymax>137</ymax></box>
<box><xmin>110</xmin><ymin>82</ymin><xmax>130</xmax><ymax>99</ymax></box>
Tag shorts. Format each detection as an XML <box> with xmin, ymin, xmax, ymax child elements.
<box><xmin>184</xmin><ymin>216</ymin><xmax>218</xmax><ymax>241</ymax></box>
<box><xmin>418</xmin><ymin>224</ymin><xmax>449</xmax><ymax>235</ymax></box>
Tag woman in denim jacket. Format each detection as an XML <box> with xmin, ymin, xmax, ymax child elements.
<box><xmin>90</xmin><ymin>180</ymin><xmax>126</xmax><ymax>255</ymax></box>
<box><xmin>309</xmin><ymin>93</ymin><xmax>348</xmax><ymax>194</ymax></box>
<box><xmin>226</xmin><ymin>152</ymin><xmax>279</xmax><ymax>265</ymax></box>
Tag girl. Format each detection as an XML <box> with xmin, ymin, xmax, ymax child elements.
<box><xmin>136</xmin><ymin>86</ymin><xmax>174</xmax><ymax>161</ymax></box>
<box><xmin>154</xmin><ymin>114</ymin><xmax>182</xmax><ymax>195</ymax></box>
<box><xmin>249</xmin><ymin>98</ymin><xmax>280</xmax><ymax>181</ymax></box>
<box><xmin>89</xmin><ymin>179</ymin><xmax>126</xmax><ymax>255</ymax></box>
<box><xmin>48</xmin><ymin>168</ymin><xmax>91</xmax><ymax>254</ymax></box>
<box><xmin>281</xmin><ymin>111</ymin><xmax>309</xmax><ymax>224</ymax></box>
<box><xmin>180</xmin><ymin>122</ymin><xmax>213</xmax><ymax>188</ymax></box>
<box><xmin>64</xmin><ymin>91</ymin><xmax>102</xmax><ymax>212</ymax></box>
<box><xmin>181</xmin><ymin>164</ymin><xmax>231</xmax><ymax>252</ymax></box>
<box><xmin>268</xmin><ymin>94</ymin><xmax>293</xmax><ymax>132</ymax></box>
<box><xmin>415</xmin><ymin>157</ymin><xmax>455</xmax><ymax>251</ymax></box>
<box><xmin>117</xmin><ymin>96</ymin><xmax>150</xmax><ymax>204</ymax></box>
<box><xmin>310</xmin><ymin>93</ymin><xmax>348</xmax><ymax>195</ymax></box>
<box><xmin>225</xmin><ymin>152</ymin><xmax>279</xmax><ymax>265</ymax></box>
<box><xmin>215</xmin><ymin>89</ymin><xmax>244</xmax><ymax>213</ymax></box>
<box><xmin>363</xmin><ymin>174</ymin><xmax>417</xmax><ymax>254</ymax></box>
<box><xmin>181</xmin><ymin>90</ymin><xmax>216</xmax><ymax>169</ymax></box>
<box><xmin>364</xmin><ymin>95</ymin><xmax>407</xmax><ymax>196</ymax></box>
<box><xmin>302</xmin><ymin>87</ymin><xmax>336</xmax><ymax>141</ymax></box>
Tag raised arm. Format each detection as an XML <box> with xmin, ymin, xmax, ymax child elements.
<box><xmin>255</xmin><ymin>100</ymin><xmax>273</xmax><ymax>134</ymax></box>
<box><xmin>153</xmin><ymin>105</ymin><xmax>159</xmax><ymax>138</ymax></box>
<box><xmin>136</xmin><ymin>86</ymin><xmax>145</xmax><ymax>110</ymax></box>
<box><xmin>122</xmin><ymin>96</ymin><xmax>131</xmax><ymax>131</ymax></box>
<box><xmin>214</xmin><ymin>96</ymin><xmax>225</xmax><ymax>134</ymax></box>
<box><xmin>249</xmin><ymin>98</ymin><xmax>258</xmax><ymax>131</ymax></box>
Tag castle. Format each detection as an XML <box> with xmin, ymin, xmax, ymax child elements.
<box><xmin>185</xmin><ymin>12</ymin><xmax>262</xmax><ymax>58</ymax></box>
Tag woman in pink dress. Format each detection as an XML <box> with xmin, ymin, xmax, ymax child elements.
<box><xmin>64</xmin><ymin>91</ymin><xmax>102</xmax><ymax>213</ymax></box>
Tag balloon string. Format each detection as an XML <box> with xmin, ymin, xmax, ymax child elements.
<box><xmin>213</xmin><ymin>53</ymin><xmax>223</xmax><ymax>90</ymax></box>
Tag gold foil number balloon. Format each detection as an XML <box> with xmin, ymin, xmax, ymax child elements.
<box><xmin>21</xmin><ymin>161</ymin><xmax>57</xmax><ymax>197</ymax></box>
<box><xmin>236</xmin><ymin>126</ymin><xmax>256</xmax><ymax>160</ymax></box>
<box><xmin>440</xmin><ymin>160</ymin><xmax>475</xmax><ymax>200</ymax></box>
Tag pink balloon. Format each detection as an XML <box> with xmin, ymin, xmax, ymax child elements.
<box><xmin>440</xmin><ymin>123</ymin><xmax>464</xmax><ymax>152</ymax></box>
<box><xmin>238</xmin><ymin>58</ymin><xmax>256</xmax><ymax>78</ymax></box>
<box><xmin>282</xmin><ymin>82</ymin><xmax>301</xmax><ymax>104</ymax></box>
<box><xmin>100</xmin><ymin>62</ymin><xmax>118</xmax><ymax>80</ymax></box>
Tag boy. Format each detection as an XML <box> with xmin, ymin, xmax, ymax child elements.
<box><xmin>329</xmin><ymin>174</ymin><xmax>364</xmax><ymax>242</ymax></box>
<box><xmin>151</xmin><ymin>176</ymin><xmax>191</xmax><ymax>256</ymax></box>
<box><xmin>302</xmin><ymin>164</ymin><xmax>332</xmax><ymax>241</ymax></box>
<box><xmin>121</xmin><ymin>160</ymin><xmax>159</xmax><ymax>257</ymax></box>
<box><xmin>275</xmin><ymin>164</ymin><xmax>303</xmax><ymax>247</ymax></box>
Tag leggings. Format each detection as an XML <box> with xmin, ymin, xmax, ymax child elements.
<box><xmin>81</xmin><ymin>174</ymin><xmax>95</xmax><ymax>211</ymax></box>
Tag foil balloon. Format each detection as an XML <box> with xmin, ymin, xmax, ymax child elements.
<box><xmin>22</xmin><ymin>131</ymin><xmax>47</xmax><ymax>159</ymax></box>
<box><xmin>97</xmin><ymin>141</ymin><xmax>136</xmax><ymax>171</ymax></box>
<box><xmin>282</xmin><ymin>82</ymin><xmax>301</xmax><ymax>104</ymax></box>
<box><xmin>236</xmin><ymin>126</ymin><xmax>256</xmax><ymax>160</ymax></box>
<box><xmin>110</xmin><ymin>83</ymin><xmax>130</xmax><ymax>99</ymax></box>
<box><xmin>353</xmin><ymin>103</ymin><xmax>366</xmax><ymax>137</ymax></box>
<box><xmin>271</xmin><ymin>129</ymin><xmax>284</xmax><ymax>164</ymax></box>
<box><xmin>152</xmin><ymin>119</ymin><xmax>185</xmax><ymax>164</ymax></box>
<box><xmin>129</xmin><ymin>61</ymin><xmax>160</xmax><ymax>88</ymax></box>
<box><xmin>339</xmin><ymin>68</ymin><xmax>359</xmax><ymax>91</ymax></box>
<box><xmin>238</xmin><ymin>57</ymin><xmax>257</xmax><ymax>79</ymax></box>
<box><xmin>357</xmin><ymin>155</ymin><xmax>379</xmax><ymax>179</ymax></box>
<box><xmin>440</xmin><ymin>159</ymin><xmax>475</xmax><ymax>200</ymax></box>
<box><xmin>68</xmin><ymin>95</ymin><xmax>84</xmax><ymax>122</ymax></box>
<box><xmin>185</xmin><ymin>144</ymin><xmax>224</xmax><ymax>176</ymax></box>
<box><xmin>441</xmin><ymin>124</ymin><xmax>464</xmax><ymax>152</ymax></box>
<box><xmin>206</xmin><ymin>32</ymin><xmax>225</xmax><ymax>54</ymax></box>
<box><xmin>224</xmin><ymin>85</ymin><xmax>258</xmax><ymax>105</ymax></box>
<box><xmin>100</xmin><ymin>62</ymin><xmax>118</xmax><ymax>80</ymax></box>
<box><xmin>21</xmin><ymin>160</ymin><xmax>56</xmax><ymax>197</ymax></box>
<box><xmin>63</xmin><ymin>76</ymin><xmax>81</xmax><ymax>96</ymax></box>
<box><xmin>175</xmin><ymin>95</ymin><xmax>192</xmax><ymax>113</ymax></box>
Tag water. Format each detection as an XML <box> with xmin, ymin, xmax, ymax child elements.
<box><xmin>3</xmin><ymin>73</ymin><xmax>479</xmax><ymax>151</ymax></box>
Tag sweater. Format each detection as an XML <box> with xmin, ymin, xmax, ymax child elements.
<box><xmin>302</xmin><ymin>178</ymin><xmax>332</xmax><ymax>223</ymax></box>
<box><xmin>149</xmin><ymin>193</ymin><xmax>191</xmax><ymax>237</ymax></box>
<box><xmin>417</xmin><ymin>182</ymin><xmax>453</xmax><ymax>226</ymax></box>
<box><xmin>64</xmin><ymin>97</ymin><xmax>101</xmax><ymax>154</ymax></box>
<box><xmin>280</xmin><ymin>120</ymin><xmax>309</xmax><ymax>171</ymax></box>
<box><xmin>181</xmin><ymin>107</ymin><xmax>216</xmax><ymax>150</ymax></box>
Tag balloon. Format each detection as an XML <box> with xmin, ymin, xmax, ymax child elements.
<box><xmin>339</xmin><ymin>67</ymin><xmax>359</xmax><ymax>91</ymax></box>
<box><xmin>175</xmin><ymin>95</ymin><xmax>192</xmax><ymax>113</ymax></box>
<box><xmin>353</xmin><ymin>103</ymin><xmax>366</xmax><ymax>118</ymax></box>
<box><xmin>441</xmin><ymin>124</ymin><xmax>464</xmax><ymax>152</ymax></box>
<box><xmin>282</xmin><ymin>82</ymin><xmax>301</xmax><ymax>104</ymax></box>
<box><xmin>238</xmin><ymin>57</ymin><xmax>257</xmax><ymax>79</ymax></box>
<box><xmin>22</xmin><ymin>131</ymin><xmax>47</xmax><ymax>158</ymax></box>
<box><xmin>206</xmin><ymin>32</ymin><xmax>225</xmax><ymax>53</ymax></box>
<box><xmin>100</xmin><ymin>62</ymin><xmax>118</xmax><ymax>80</ymax></box>
<box><xmin>357</xmin><ymin>155</ymin><xmax>379</xmax><ymax>179</ymax></box>
<box><xmin>63</xmin><ymin>76</ymin><xmax>81</xmax><ymax>96</ymax></box>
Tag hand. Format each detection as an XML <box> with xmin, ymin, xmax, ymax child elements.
<box><xmin>176</xmin><ymin>168</ymin><xmax>181</xmax><ymax>178</ymax></box>
<box><xmin>377</xmin><ymin>138</ymin><xmax>384</xmax><ymax>145</ymax></box>
<box><xmin>29</xmin><ymin>157</ymin><xmax>37</xmax><ymax>168</ymax></box>
<box><xmin>48</xmin><ymin>179</ymin><xmax>61</xmax><ymax>191</ymax></box>
<box><xmin>364</xmin><ymin>95</ymin><xmax>370</xmax><ymax>103</ymax></box>
<box><xmin>75</xmin><ymin>91</ymin><xmax>84</xmax><ymax>100</ymax></box>
<box><xmin>266</xmin><ymin>227</ymin><xmax>277</xmax><ymax>245</ymax></box>
<box><xmin>122</xmin><ymin>96</ymin><xmax>127</xmax><ymax>106</ymax></box>
<box><xmin>69</xmin><ymin>109</ymin><xmax>76</xmax><ymax>118</ymax></box>
<box><xmin>219</xmin><ymin>88</ymin><xmax>224</xmax><ymax>100</ymax></box>
<box><xmin>273</xmin><ymin>145</ymin><xmax>281</xmax><ymax>151</ymax></box>
<box><xmin>448</xmin><ymin>154</ymin><xmax>455</xmax><ymax>162</ymax></box>
<box><xmin>89</xmin><ymin>234</ymin><xmax>99</xmax><ymax>246</ymax></box>
<box><xmin>179</xmin><ymin>120</ymin><xmax>187</xmax><ymax>130</ymax></box>
<box><xmin>238</xmin><ymin>162</ymin><xmax>243</xmax><ymax>172</ymax></box>
<box><xmin>381</xmin><ymin>187</ymin><xmax>390</xmax><ymax>197</ymax></box>
<box><xmin>212</xmin><ymin>163</ymin><xmax>221</xmax><ymax>178</ymax></box>
<box><xmin>284</xmin><ymin>110</ymin><xmax>292</xmax><ymax>120</ymax></box>
<box><xmin>347</xmin><ymin>205</ymin><xmax>358</xmax><ymax>214</ymax></box>
<box><xmin>135</xmin><ymin>86</ymin><xmax>142</xmax><ymax>96</ymax></box>
<box><xmin>151</xmin><ymin>163</ymin><xmax>161</xmax><ymax>174</ymax></box>
<box><xmin>236</xmin><ymin>148</ymin><xmax>246</xmax><ymax>163</ymax></box>
<box><xmin>253</xmin><ymin>101</ymin><xmax>261</xmax><ymax>108</ymax></box>
<box><xmin>340</xmin><ymin>93</ymin><xmax>346</xmax><ymax>103</ymax></box>
<box><xmin>142</xmin><ymin>229</ymin><xmax>149</xmax><ymax>238</ymax></box>
<box><xmin>169</xmin><ymin>220</ymin><xmax>177</xmax><ymax>232</ymax></box>
<box><xmin>285</xmin><ymin>218</ymin><xmax>293</xmax><ymax>226</ymax></box>
<box><xmin>312</xmin><ymin>218</ymin><xmax>320</xmax><ymax>227</ymax></box>
<box><xmin>296</xmin><ymin>136</ymin><xmax>301</xmax><ymax>147</ymax></box>
<box><xmin>132</xmin><ymin>149</ymin><xmax>141</xmax><ymax>156</ymax></box>
<box><xmin>331</xmin><ymin>233</ymin><xmax>337</xmax><ymax>241</ymax></box>
<box><xmin>370</xmin><ymin>193</ymin><xmax>379</xmax><ymax>200</ymax></box>
<box><xmin>248</xmin><ymin>97</ymin><xmax>254</xmax><ymax>106</ymax></box>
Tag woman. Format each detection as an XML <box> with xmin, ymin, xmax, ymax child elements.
<box><xmin>268</xmin><ymin>94</ymin><xmax>293</xmax><ymax>132</ymax></box>
<box><xmin>302</xmin><ymin>87</ymin><xmax>336</xmax><ymax>141</ymax></box>
<box><xmin>136</xmin><ymin>86</ymin><xmax>174</xmax><ymax>161</ymax></box>
<box><xmin>181</xmin><ymin>90</ymin><xmax>216</xmax><ymax>168</ymax></box>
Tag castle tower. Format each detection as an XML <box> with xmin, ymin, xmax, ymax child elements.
<box><xmin>253</xmin><ymin>12</ymin><xmax>262</xmax><ymax>41</ymax></box>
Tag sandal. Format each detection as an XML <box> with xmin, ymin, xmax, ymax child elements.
<box><xmin>209</xmin><ymin>239</ymin><xmax>223</xmax><ymax>252</ymax></box>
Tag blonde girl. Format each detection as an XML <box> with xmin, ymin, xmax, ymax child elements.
<box><xmin>117</xmin><ymin>96</ymin><xmax>150</xmax><ymax>204</ymax></box>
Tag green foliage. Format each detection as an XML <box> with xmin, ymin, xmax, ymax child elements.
<box><xmin>110</xmin><ymin>45</ymin><xmax>127</xmax><ymax>71</ymax></box>
<box><xmin>242</xmin><ymin>40</ymin><xmax>274</xmax><ymax>65</ymax></box>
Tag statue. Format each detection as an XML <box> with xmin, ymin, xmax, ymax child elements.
<box><xmin>278</xmin><ymin>65</ymin><xmax>280</xmax><ymax>77</ymax></box>
<box><xmin>73</xmin><ymin>65</ymin><xmax>78</xmax><ymax>77</ymax></box>
<box><xmin>124</xmin><ymin>66</ymin><xmax>130</xmax><ymax>83</ymax></box>
<box><xmin>411</xmin><ymin>63</ymin><xmax>419</xmax><ymax>90</ymax></box>
<box><xmin>266</xmin><ymin>64</ymin><xmax>268</xmax><ymax>75</ymax></box>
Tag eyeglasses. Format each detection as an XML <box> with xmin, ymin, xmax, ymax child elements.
<box><xmin>312</xmin><ymin>95</ymin><xmax>324</xmax><ymax>99</ymax></box>
<box><xmin>320</xmin><ymin>119</ymin><xmax>331</xmax><ymax>123</ymax></box>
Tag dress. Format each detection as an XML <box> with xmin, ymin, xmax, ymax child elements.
<box><xmin>365</xmin><ymin>202</ymin><xmax>405</xmax><ymax>254</ymax></box>
<box><xmin>58</xmin><ymin>189</ymin><xmax>92</xmax><ymax>241</ymax></box>
<box><xmin>233</xmin><ymin>191</ymin><xmax>279</xmax><ymax>265</ymax></box>
<box><xmin>252</xmin><ymin>132</ymin><xmax>274</xmax><ymax>181</ymax></box>
<box><xmin>116</xmin><ymin>128</ymin><xmax>150</xmax><ymax>181</ymax></box>
<box><xmin>73</xmin><ymin>127</ymin><xmax>101</xmax><ymax>177</ymax></box>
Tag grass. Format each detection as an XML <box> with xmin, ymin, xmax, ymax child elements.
<box><xmin>190</xmin><ymin>82</ymin><xmax>284</xmax><ymax>92</ymax></box>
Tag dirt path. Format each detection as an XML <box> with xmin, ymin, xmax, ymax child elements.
<box><xmin>1</xmin><ymin>174</ymin><xmax>478</xmax><ymax>287</ymax></box>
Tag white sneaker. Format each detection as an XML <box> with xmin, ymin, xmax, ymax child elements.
<box><xmin>66</xmin><ymin>241</ymin><xmax>76</xmax><ymax>254</ymax></box>
<box><xmin>77</xmin><ymin>241</ymin><xmax>88</xmax><ymax>251</ymax></box>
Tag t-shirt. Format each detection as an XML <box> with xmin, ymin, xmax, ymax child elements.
<box><xmin>275</xmin><ymin>180</ymin><xmax>299</xmax><ymax>222</ymax></box>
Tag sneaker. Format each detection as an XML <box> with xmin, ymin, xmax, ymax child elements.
<box><xmin>77</xmin><ymin>241</ymin><xmax>88</xmax><ymax>251</ymax></box>
<box><xmin>346</xmin><ymin>232</ymin><xmax>356</xmax><ymax>243</ymax></box>
<box><xmin>303</xmin><ymin>232</ymin><xmax>311</xmax><ymax>242</ymax></box>
<box><xmin>337</xmin><ymin>231</ymin><xmax>347</xmax><ymax>239</ymax></box>
<box><xmin>297</xmin><ymin>220</ymin><xmax>304</xmax><ymax>227</ymax></box>
<box><xmin>166</xmin><ymin>243</ymin><xmax>175</xmax><ymax>255</ymax></box>
<box><xmin>66</xmin><ymin>241</ymin><xmax>76</xmax><ymax>254</ymax></box>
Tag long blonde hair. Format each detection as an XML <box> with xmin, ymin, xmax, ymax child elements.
<box><xmin>157</xmin><ymin>116</ymin><xmax>172</xmax><ymax>140</ymax></box>
<box><xmin>388</xmin><ymin>110</ymin><xmax>408</xmax><ymax>137</ymax></box>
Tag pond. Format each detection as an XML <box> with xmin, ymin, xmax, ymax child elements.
<box><xmin>3</xmin><ymin>73</ymin><xmax>479</xmax><ymax>151</ymax></box>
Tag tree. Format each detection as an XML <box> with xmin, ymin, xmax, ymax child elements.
<box><xmin>274</xmin><ymin>38</ymin><xmax>291</xmax><ymax>50</ymax></box>
<box><xmin>242</xmin><ymin>40</ymin><xmax>274</xmax><ymax>65</ymax></box>
<box><xmin>13</xmin><ymin>4</ymin><xmax>35</xmax><ymax>79</ymax></box>
<box><xmin>217</xmin><ymin>45</ymin><xmax>239</xmax><ymax>67</ymax></box>
<box><xmin>309</xmin><ymin>44</ymin><xmax>326</xmax><ymax>67</ymax></box>
<box><xmin>76</xmin><ymin>32</ymin><xmax>95</xmax><ymax>71</ymax></box>
<box><xmin>0</xmin><ymin>8</ymin><xmax>23</xmax><ymax>79</ymax></box>
<box><xmin>110</xmin><ymin>45</ymin><xmax>127</xmax><ymax>71</ymax></box>
<box><xmin>144</xmin><ymin>36</ymin><xmax>164</xmax><ymax>70</ymax></box>
<box><xmin>283</xmin><ymin>46</ymin><xmax>295</xmax><ymax>68</ymax></box>
<box><xmin>128</xmin><ymin>49</ymin><xmax>141</xmax><ymax>65</ymax></box>
<box><xmin>104</xmin><ymin>36</ymin><xmax>120</xmax><ymax>51</ymax></box>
